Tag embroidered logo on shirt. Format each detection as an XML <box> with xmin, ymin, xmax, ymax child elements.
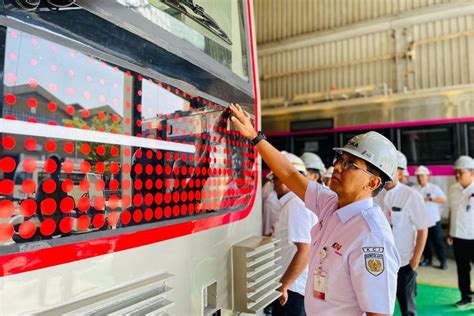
<box><xmin>332</xmin><ymin>242</ymin><xmax>343</xmax><ymax>256</ymax></box>
<box><xmin>362</xmin><ymin>247</ymin><xmax>385</xmax><ymax>276</ymax></box>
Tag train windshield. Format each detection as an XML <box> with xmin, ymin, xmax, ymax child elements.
<box><xmin>118</xmin><ymin>0</ymin><xmax>249</xmax><ymax>80</ymax></box>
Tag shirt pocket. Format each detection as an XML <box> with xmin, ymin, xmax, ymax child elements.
<box><xmin>391</xmin><ymin>206</ymin><xmax>403</xmax><ymax>227</ymax></box>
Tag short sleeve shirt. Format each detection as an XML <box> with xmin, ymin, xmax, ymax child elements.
<box><xmin>272</xmin><ymin>192</ymin><xmax>318</xmax><ymax>295</ymax></box>
<box><xmin>413</xmin><ymin>183</ymin><xmax>446</xmax><ymax>223</ymax></box>
<box><xmin>304</xmin><ymin>181</ymin><xmax>400</xmax><ymax>315</ymax></box>
<box><xmin>448</xmin><ymin>182</ymin><xmax>474</xmax><ymax>240</ymax></box>
<box><xmin>262</xmin><ymin>181</ymin><xmax>281</xmax><ymax>235</ymax></box>
<box><xmin>378</xmin><ymin>183</ymin><xmax>434</xmax><ymax>266</ymax></box>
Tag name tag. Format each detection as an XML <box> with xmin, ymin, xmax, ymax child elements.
<box><xmin>313</xmin><ymin>269</ymin><xmax>327</xmax><ymax>300</ymax></box>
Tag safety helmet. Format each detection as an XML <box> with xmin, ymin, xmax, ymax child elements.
<box><xmin>397</xmin><ymin>151</ymin><xmax>408</xmax><ymax>170</ymax></box>
<box><xmin>454</xmin><ymin>155</ymin><xmax>474</xmax><ymax>170</ymax></box>
<box><xmin>300</xmin><ymin>152</ymin><xmax>325</xmax><ymax>171</ymax></box>
<box><xmin>415</xmin><ymin>165</ymin><xmax>430</xmax><ymax>175</ymax></box>
<box><xmin>285</xmin><ymin>152</ymin><xmax>307</xmax><ymax>174</ymax></box>
<box><xmin>333</xmin><ymin>131</ymin><xmax>398</xmax><ymax>181</ymax></box>
<box><xmin>267</xmin><ymin>151</ymin><xmax>304</xmax><ymax>179</ymax></box>
<box><xmin>324</xmin><ymin>166</ymin><xmax>334</xmax><ymax>178</ymax></box>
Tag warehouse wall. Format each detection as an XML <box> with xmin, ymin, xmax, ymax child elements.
<box><xmin>255</xmin><ymin>0</ymin><xmax>474</xmax><ymax>102</ymax></box>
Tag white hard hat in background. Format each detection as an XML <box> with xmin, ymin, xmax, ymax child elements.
<box><xmin>397</xmin><ymin>151</ymin><xmax>408</xmax><ymax>170</ymax></box>
<box><xmin>415</xmin><ymin>165</ymin><xmax>430</xmax><ymax>175</ymax></box>
<box><xmin>300</xmin><ymin>152</ymin><xmax>325</xmax><ymax>171</ymax></box>
<box><xmin>324</xmin><ymin>166</ymin><xmax>334</xmax><ymax>178</ymax></box>
<box><xmin>403</xmin><ymin>169</ymin><xmax>410</xmax><ymax>177</ymax></box>
<box><xmin>454</xmin><ymin>155</ymin><xmax>474</xmax><ymax>170</ymax></box>
<box><xmin>333</xmin><ymin>131</ymin><xmax>398</xmax><ymax>181</ymax></box>
<box><xmin>285</xmin><ymin>152</ymin><xmax>307</xmax><ymax>174</ymax></box>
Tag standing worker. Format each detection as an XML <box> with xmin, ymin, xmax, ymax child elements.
<box><xmin>300</xmin><ymin>152</ymin><xmax>325</xmax><ymax>183</ymax></box>
<box><xmin>263</xmin><ymin>171</ymin><xmax>281</xmax><ymax>236</ymax></box>
<box><xmin>447</xmin><ymin>156</ymin><xmax>474</xmax><ymax>308</ymax></box>
<box><xmin>229</xmin><ymin>103</ymin><xmax>400</xmax><ymax>315</ymax></box>
<box><xmin>271</xmin><ymin>152</ymin><xmax>318</xmax><ymax>316</ymax></box>
<box><xmin>413</xmin><ymin>166</ymin><xmax>448</xmax><ymax>269</ymax></box>
<box><xmin>375</xmin><ymin>152</ymin><xmax>432</xmax><ymax>316</ymax></box>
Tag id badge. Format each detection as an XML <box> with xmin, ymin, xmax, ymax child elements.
<box><xmin>313</xmin><ymin>269</ymin><xmax>327</xmax><ymax>300</ymax></box>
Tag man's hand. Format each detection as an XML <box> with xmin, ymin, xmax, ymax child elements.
<box><xmin>229</xmin><ymin>103</ymin><xmax>258</xmax><ymax>140</ymax></box>
<box><xmin>447</xmin><ymin>234</ymin><xmax>453</xmax><ymax>246</ymax></box>
<box><xmin>277</xmin><ymin>285</ymin><xmax>289</xmax><ymax>306</ymax></box>
<box><xmin>409</xmin><ymin>257</ymin><xmax>420</xmax><ymax>270</ymax></box>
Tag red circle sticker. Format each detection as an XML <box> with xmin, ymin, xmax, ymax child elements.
<box><xmin>59</xmin><ymin>217</ymin><xmax>73</xmax><ymax>234</ymax></box>
<box><xmin>0</xmin><ymin>156</ymin><xmax>16</xmax><ymax>173</ymax></box>
<box><xmin>2</xmin><ymin>136</ymin><xmax>16</xmax><ymax>150</ymax></box>
<box><xmin>64</xmin><ymin>142</ymin><xmax>74</xmax><ymax>154</ymax></box>
<box><xmin>19</xmin><ymin>221</ymin><xmax>36</xmax><ymax>239</ymax></box>
<box><xmin>42</xmin><ymin>179</ymin><xmax>57</xmax><ymax>194</ymax></box>
<box><xmin>61</xmin><ymin>179</ymin><xmax>74</xmax><ymax>193</ymax></box>
<box><xmin>21</xmin><ymin>179</ymin><xmax>36</xmax><ymax>194</ymax></box>
<box><xmin>77</xmin><ymin>197</ymin><xmax>90</xmax><ymax>212</ymax></box>
<box><xmin>0</xmin><ymin>223</ymin><xmax>14</xmax><ymax>241</ymax></box>
<box><xmin>77</xmin><ymin>215</ymin><xmax>90</xmax><ymax>231</ymax></box>
<box><xmin>40</xmin><ymin>219</ymin><xmax>56</xmax><ymax>236</ymax></box>
<box><xmin>108</xmin><ymin>212</ymin><xmax>119</xmax><ymax>227</ymax></box>
<box><xmin>60</xmin><ymin>196</ymin><xmax>75</xmax><ymax>213</ymax></box>
<box><xmin>20</xmin><ymin>199</ymin><xmax>37</xmax><ymax>216</ymax></box>
<box><xmin>24</xmin><ymin>138</ymin><xmax>37</xmax><ymax>151</ymax></box>
<box><xmin>93</xmin><ymin>213</ymin><xmax>105</xmax><ymax>229</ymax></box>
<box><xmin>43</xmin><ymin>158</ymin><xmax>58</xmax><ymax>173</ymax></box>
<box><xmin>0</xmin><ymin>200</ymin><xmax>15</xmax><ymax>218</ymax></box>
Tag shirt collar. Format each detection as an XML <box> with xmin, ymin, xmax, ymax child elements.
<box><xmin>279</xmin><ymin>191</ymin><xmax>296</xmax><ymax>205</ymax></box>
<box><xmin>336</xmin><ymin>197</ymin><xmax>373</xmax><ymax>223</ymax></box>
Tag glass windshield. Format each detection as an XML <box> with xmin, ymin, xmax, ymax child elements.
<box><xmin>117</xmin><ymin>0</ymin><xmax>249</xmax><ymax>80</ymax></box>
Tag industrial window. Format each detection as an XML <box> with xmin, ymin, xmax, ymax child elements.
<box><xmin>400</xmin><ymin>125</ymin><xmax>456</xmax><ymax>165</ymax></box>
<box><xmin>0</xmin><ymin>27</ymin><xmax>256</xmax><ymax>247</ymax></box>
<box><xmin>467</xmin><ymin>124</ymin><xmax>474</xmax><ymax>158</ymax></box>
<box><xmin>293</xmin><ymin>134</ymin><xmax>335</xmax><ymax>168</ymax></box>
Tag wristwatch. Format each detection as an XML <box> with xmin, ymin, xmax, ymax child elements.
<box><xmin>251</xmin><ymin>131</ymin><xmax>266</xmax><ymax>145</ymax></box>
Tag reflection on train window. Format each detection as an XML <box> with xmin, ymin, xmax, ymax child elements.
<box><xmin>0</xmin><ymin>27</ymin><xmax>257</xmax><ymax>247</ymax></box>
<box><xmin>401</xmin><ymin>125</ymin><xmax>456</xmax><ymax>165</ymax></box>
<box><xmin>293</xmin><ymin>134</ymin><xmax>335</xmax><ymax>167</ymax></box>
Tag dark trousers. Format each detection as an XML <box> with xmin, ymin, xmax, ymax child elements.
<box><xmin>397</xmin><ymin>264</ymin><xmax>418</xmax><ymax>316</ymax></box>
<box><xmin>422</xmin><ymin>221</ymin><xmax>446</xmax><ymax>264</ymax></box>
<box><xmin>453</xmin><ymin>238</ymin><xmax>474</xmax><ymax>300</ymax></box>
<box><xmin>272</xmin><ymin>290</ymin><xmax>305</xmax><ymax>316</ymax></box>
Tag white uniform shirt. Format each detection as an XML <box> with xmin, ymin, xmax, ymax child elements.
<box><xmin>304</xmin><ymin>181</ymin><xmax>400</xmax><ymax>315</ymax></box>
<box><xmin>273</xmin><ymin>192</ymin><xmax>318</xmax><ymax>296</ymax></box>
<box><xmin>375</xmin><ymin>183</ymin><xmax>433</xmax><ymax>266</ymax></box>
<box><xmin>262</xmin><ymin>181</ymin><xmax>281</xmax><ymax>235</ymax></box>
<box><xmin>448</xmin><ymin>182</ymin><xmax>474</xmax><ymax>240</ymax></box>
<box><xmin>413</xmin><ymin>183</ymin><xmax>446</xmax><ymax>224</ymax></box>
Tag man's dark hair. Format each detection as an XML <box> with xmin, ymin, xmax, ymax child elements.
<box><xmin>366</xmin><ymin>163</ymin><xmax>390</xmax><ymax>196</ymax></box>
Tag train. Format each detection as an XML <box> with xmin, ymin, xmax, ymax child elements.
<box><xmin>0</xmin><ymin>0</ymin><xmax>269</xmax><ymax>315</ymax></box>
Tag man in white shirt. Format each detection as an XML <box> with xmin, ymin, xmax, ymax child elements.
<box><xmin>413</xmin><ymin>166</ymin><xmax>447</xmax><ymax>269</ymax></box>
<box><xmin>374</xmin><ymin>152</ymin><xmax>432</xmax><ymax>316</ymax></box>
<box><xmin>300</xmin><ymin>152</ymin><xmax>325</xmax><ymax>184</ymax></box>
<box><xmin>230</xmin><ymin>103</ymin><xmax>400</xmax><ymax>316</ymax></box>
<box><xmin>271</xmin><ymin>152</ymin><xmax>318</xmax><ymax>316</ymax></box>
<box><xmin>263</xmin><ymin>172</ymin><xmax>281</xmax><ymax>236</ymax></box>
<box><xmin>447</xmin><ymin>155</ymin><xmax>474</xmax><ymax>308</ymax></box>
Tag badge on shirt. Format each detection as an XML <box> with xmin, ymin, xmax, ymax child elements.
<box><xmin>362</xmin><ymin>247</ymin><xmax>385</xmax><ymax>276</ymax></box>
<box><xmin>313</xmin><ymin>269</ymin><xmax>327</xmax><ymax>300</ymax></box>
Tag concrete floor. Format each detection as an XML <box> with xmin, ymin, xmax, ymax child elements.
<box><xmin>417</xmin><ymin>258</ymin><xmax>474</xmax><ymax>289</ymax></box>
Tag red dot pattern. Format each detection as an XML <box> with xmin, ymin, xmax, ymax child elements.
<box><xmin>0</xmin><ymin>40</ymin><xmax>257</xmax><ymax>242</ymax></box>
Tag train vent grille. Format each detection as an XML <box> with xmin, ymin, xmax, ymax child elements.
<box><xmin>37</xmin><ymin>273</ymin><xmax>174</xmax><ymax>316</ymax></box>
<box><xmin>232</xmin><ymin>236</ymin><xmax>282</xmax><ymax>313</ymax></box>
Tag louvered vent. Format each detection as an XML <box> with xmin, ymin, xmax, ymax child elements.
<box><xmin>232</xmin><ymin>236</ymin><xmax>281</xmax><ymax>313</ymax></box>
<box><xmin>35</xmin><ymin>273</ymin><xmax>174</xmax><ymax>316</ymax></box>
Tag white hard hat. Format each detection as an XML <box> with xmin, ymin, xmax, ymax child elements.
<box><xmin>333</xmin><ymin>131</ymin><xmax>398</xmax><ymax>181</ymax></box>
<box><xmin>403</xmin><ymin>169</ymin><xmax>410</xmax><ymax>177</ymax></box>
<box><xmin>454</xmin><ymin>155</ymin><xmax>474</xmax><ymax>170</ymax></box>
<box><xmin>415</xmin><ymin>165</ymin><xmax>430</xmax><ymax>175</ymax></box>
<box><xmin>284</xmin><ymin>152</ymin><xmax>307</xmax><ymax>174</ymax></box>
<box><xmin>300</xmin><ymin>152</ymin><xmax>325</xmax><ymax>171</ymax></box>
<box><xmin>397</xmin><ymin>151</ymin><xmax>408</xmax><ymax>170</ymax></box>
<box><xmin>268</xmin><ymin>151</ymin><xmax>305</xmax><ymax>179</ymax></box>
<box><xmin>324</xmin><ymin>166</ymin><xmax>334</xmax><ymax>178</ymax></box>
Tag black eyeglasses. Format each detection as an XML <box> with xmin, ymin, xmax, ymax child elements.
<box><xmin>332</xmin><ymin>154</ymin><xmax>379</xmax><ymax>178</ymax></box>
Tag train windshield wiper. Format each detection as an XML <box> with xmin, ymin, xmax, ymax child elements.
<box><xmin>159</xmin><ymin>0</ymin><xmax>232</xmax><ymax>45</ymax></box>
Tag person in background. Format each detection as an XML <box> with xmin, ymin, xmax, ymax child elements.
<box><xmin>263</xmin><ymin>169</ymin><xmax>282</xmax><ymax>236</ymax></box>
<box><xmin>374</xmin><ymin>151</ymin><xmax>432</xmax><ymax>316</ymax></box>
<box><xmin>447</xmin><ymin>155</ymin><xmax>474</xmax><ymax>308</ymax></box>
<box><xmin>271</xmin><ymin>152</ymin><xmax>318</xmax><ymax>316</ymax></box>
<box><xmin>400</xmin><ymin>169</ymin><xmax>415</xmax><ymax>187</ymax></box>
<box><xmin>322</xmin><ymin>166</ymin><xmax>333</xmax><ymax>188</ymax></box>
<box><xmin>413</xmin><ymin>166</ymin><xmax>448</xmax><ymax>270</ymax></box>
<box><xmin>230</xmin><ymin>103</ymin><xmax>400</xmax><ymax>316</ymax></box>
<box><xmin>300</xmin><ymin>152</ymin><xmax>325</xmax><ymax>184</ymax></box>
